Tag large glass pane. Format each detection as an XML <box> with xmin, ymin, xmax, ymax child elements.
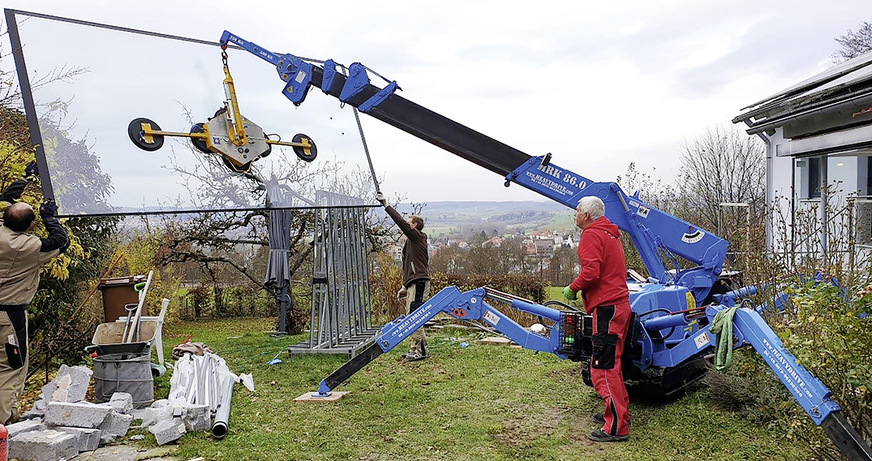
<box><xmin>7</xmin><ymin>11</ymin><xmax>377</xmax><ymax>216</ymax></box>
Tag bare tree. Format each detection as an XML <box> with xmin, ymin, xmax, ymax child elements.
<box><xmin>616</xmin><ymin>162</ymin><xmax>678</xmax><ymax>214</ymax></box>
<box><xmin>832</xmin><ymin>20</ymin><xmax>872</xmax><ymax>63</ymax></box>
<box><xmin>0</xmin><ymin>19</ymin><xmax>90</xmax><ymax>109</ymax></box>
<box><xmin>141</xmin><ymin>126</ymin><xmax>385</xmax><ymax>331</ymax></box>
<box><xmin>676</xmin><ymin>124</ymin><xmax>765</xmax><ymax>238</ymax></box>
<box><xmin>548</xmin><ymin>245</ymin><xmax>577</xmax><ymax>286</ymax></box>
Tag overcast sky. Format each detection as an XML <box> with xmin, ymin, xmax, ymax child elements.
<box><xmin>4</xmin><ymin>1</ymin><xmax>870</xmax><ymax>203</ymax></box>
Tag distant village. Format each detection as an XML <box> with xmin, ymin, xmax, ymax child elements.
<box><xmin>385</xmin><ymin>229</ymin><xmax>578</xmax><ymax>261</ymax></box>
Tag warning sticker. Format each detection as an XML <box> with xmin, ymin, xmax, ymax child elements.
<box><xmin>637</xmin><ymin>205</ymin><xmax>650</xmax><ymax>218</ymax></box>
<box><xmin>483</xmin><ymin>310</ymin><xmax>500</xmax><ymax>326</ymax></box>
<box><xmin>694</xmin><ymin>332</ymin><xmax>709</xmax><ymax>349</ymax></box>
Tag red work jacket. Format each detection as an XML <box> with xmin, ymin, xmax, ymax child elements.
<box><xmin>569</xmin><ymin>216</ymin><xmax>629</xmax><ymax>313</ymax></box>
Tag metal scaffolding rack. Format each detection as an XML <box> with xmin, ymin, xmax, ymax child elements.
<box><xmin>288</xmin><ymin>191</ymin><xmax>379</xmax><ymax>357</ymax></box>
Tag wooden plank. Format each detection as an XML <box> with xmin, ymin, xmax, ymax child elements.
<box><xmin>478</xmin><ymin>336</ymin><xmax>515</xmax><ymax>346</ymax></box>
<box><xmin>294</xmin><ymin>391</ymin><xmax>349</xmax><ymax>403</ymax></box>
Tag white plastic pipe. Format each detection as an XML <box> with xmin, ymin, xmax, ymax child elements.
<box><xmin>211</xmin><ymin>374</ymin><xmax>235</xmax><ymax>439</ymax></box>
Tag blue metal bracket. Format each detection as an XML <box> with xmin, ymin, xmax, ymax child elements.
<box><xmin>322</xmin><ymin>59</ymin><xmax>337</xmax><ymax>94</ymax></box>
<box><xmin>277</xmin><ymin>54</ymin><xmax>314</xmax><ymax>105</ymax></box>
<box><xmin>359</xmin><ymin>81</ymin><xmax>399</xmax><ymax>113</ymax></box>
<box><xmin>339</xmin><ymin>62</ymin><xmax>370</xmax><ymax>102</ymax></box>
<box><xmin>218</xmin><ymin>31</ymin><xmax>313</xmax><ymax>105</ymax></box>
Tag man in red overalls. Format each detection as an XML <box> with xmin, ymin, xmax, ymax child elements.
<box><xmin>564</xmin><ymin>196</ymin><xmax>631</xmax><ymax>442</ymax></box>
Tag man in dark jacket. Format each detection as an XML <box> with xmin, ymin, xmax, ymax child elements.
<box><xmin>0</xmin><ymin>165</ymin><xmax>69</xmax><ymax>424</ymax></box>
<box><xmin>564</xmin><ymin>196</ymin><xmax>631</xmax><ymax>442</ymax></box>
<box><xmin>377</xmin><ymin>192</ymin><xmax>430</xmax><ymax>361</ymax></box>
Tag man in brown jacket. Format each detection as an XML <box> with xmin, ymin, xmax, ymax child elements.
<box><xmin>377</xmin><ymin>192</ymin><xmax>430</xmax><ymax>361</ymax></box>
<box><xmin>0</xmin><ymin>166</ymin><xmax>69</xmax><ymax>423</ymax></box>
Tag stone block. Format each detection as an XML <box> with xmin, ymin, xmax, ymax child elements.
<box><xmin>182</xmin><ymin>404</ymin><xmax>211</xmax><ymax>432</ymax></box>
<box><xmin>99</xmin><ymin>411</ymin><xmax>134</xmax><ymax>443</ymax></box>
<box><xmin>109</xmin><ymin>392</ymin><xmax>134</xmax><ymax>414</ymax></box>
<box><xmin>44</xmin><ymin>401</ymin><xmax>112</xmax><ymax>428</ymax></box>
<box><xmin>149</xmin><ymin>417</ymin><xmax>186</xmax><ymax>445</ymax></box>
<box><xmin>132</xmin><ymin>407</ymin><xmax>150</xmax><ymax>423</ymax></box>
<box><xmin>41</xmin><ymin>364</ymin><xmax>92</xmax><ymax>403</ymax></box>
<box><xmin>6</xmin><ymin>419</ymin><xmax>44</xmax><ymax>438</ymax></box>
<box><xmin>133</xmin><ymin>404</ymin><xmax>173</xmax><ymax>428</ymax></box>
<box><xmin>22</xmin><ymin>398</ymin><xmax>47</xmax><ymax>419</ymax></box>
<box><xmin>8</xmin><ymin>429</ymin><xmax>78</xmax><ymax>461</ymax></box>
<box><xmin>55</xmin><ymin>426</ymin><xmax>101</xmax><ymax>452</ymax></box>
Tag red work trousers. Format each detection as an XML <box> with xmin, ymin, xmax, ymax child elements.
<box><xmin>590</xmin><ymin>301</ymin><xmax>631</xmax><ymax>437</ymax></box>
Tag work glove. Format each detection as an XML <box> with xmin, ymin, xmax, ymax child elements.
<box><xmin>25</xmin><ymin>161</ymin><xmax>39</xmax><ymax>179</ymax></box>
<box><xmin>375</xmin><ymin>192</ymin><xmax>387</xmax><ymax>207</ymax></box>
<box><xmin>0</xmin><ymin>179</ymin><xmax>27</xmax><ymax>204</ymax></box>
<box><xmin>397</xmin><ymin>286</ymin><xmax>407</xmax><ymax>301</ymax></box>
<box><xmin>563</xmin><ymin>286</ymin><xmax>577</xmax><ymax>301</ymax></box>
<box><xmin>39</xmin><ymin>200</ymin><xmax>58</xmax><ymax>219</ymax></box>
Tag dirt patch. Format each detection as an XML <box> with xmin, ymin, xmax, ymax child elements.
<box><xmin>494</xmin><ymin>405</ymin><xmax>573</xmax><ymax>448</ymax></box>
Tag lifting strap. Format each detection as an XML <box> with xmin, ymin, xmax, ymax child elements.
<box><xmin>710</xmin><ymin>306</ymin><xmax>738</xmax><ymax>370</ymax></box>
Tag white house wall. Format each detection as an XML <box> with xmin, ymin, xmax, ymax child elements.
<box><xmin>767</xmin><ymin>128</ymin><xmax>794</xmax><ymax>253</ymax></box>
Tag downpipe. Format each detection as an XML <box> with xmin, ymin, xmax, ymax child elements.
<box><xmin>211</xmin><ymin>374</ymin><xmax>236</xmax><ymax>439</ymax></box>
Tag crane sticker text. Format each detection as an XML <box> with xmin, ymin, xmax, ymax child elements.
<box><xmin>393</xmin><ymin>301</ymin><xmax>436</xmax><ymax>339</ymax></box>
<box><xmin>524</xmin><ymin>172</ymin><xmax>574</xmax><ymax>197</ymax></box>
<box><xmin>536</xmin><ymin>163</ymin><xmax>587</xmax><ymax>189</ymax></box>
<box><xmin>760</xmin><ymin>337</ymin><xmax>814</xmax><ymax>401</ymax></box>
<box><xmin>694</xmin><ymin>332</ymin><xmax>709</xmax><ymax>349</ymax></box>
<box><xmin>483</xmin><ymin>310</ymin><xmax>500</xmax><ymax>326</ymax></box>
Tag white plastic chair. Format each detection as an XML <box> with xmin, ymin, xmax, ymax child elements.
<box><xmin>117</xmin><ymin>297</ymin><xmax>170</xmax><ymax>366</ymax></box>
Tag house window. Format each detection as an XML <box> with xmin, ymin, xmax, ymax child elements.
<box><xmin>867</xmin><ymin>156</ymin><xmax>872</xmax><ymax>196</ymax></box>
<box><xmin>861</xmin><ymin>157</ymin><xmax>872</xmax><ymax>244</ymax></box>
<box><xmin>807</xmin><ymin>157</ymin><xmax>822</xmax><ymax>199</ymax></box>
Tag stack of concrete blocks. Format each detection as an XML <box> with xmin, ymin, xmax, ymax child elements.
<box><xmin>23</xmin><ymin>364</ymin><xmax>93</xmax><ymax>420</ymax></box>
<box><xmin>133</xmin><ymin>398</ymin><xmax>211</xmax><ymax>445</ymax></box>
<box><xmin>6</xmin><ymin>365</ymin><xmax>136</xmax><ymax>460</ymax></box>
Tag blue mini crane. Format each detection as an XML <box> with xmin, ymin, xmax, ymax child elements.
<box><xmin>216</xmin><ymin>31</ymin><xmax>871</xmax><ymax>460</ymax></box>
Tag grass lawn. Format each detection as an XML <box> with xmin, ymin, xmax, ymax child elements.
<box><xmin>123</xmin><ymin>317</ymin><xmax>812</xmax><ymax>460</ymax></box>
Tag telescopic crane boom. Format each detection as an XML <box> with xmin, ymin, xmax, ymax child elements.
<box><xmin>218</xmin><ymin>30</ymin><xmax>728</xmax><ymax>305</ymax></box>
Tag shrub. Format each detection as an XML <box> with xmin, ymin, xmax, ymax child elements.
<box><xmin>777</xmin><ymin>282</ymin><xmax>872</xmax><ymax>456</ymax></box>
<box><xmin>368</xmin><ymin>253</ymin><xmax>547</xmax><ymax>327</ymax></box>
